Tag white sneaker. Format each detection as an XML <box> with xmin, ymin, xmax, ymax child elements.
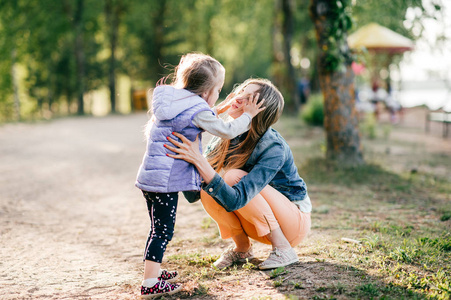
<box><xmin>258</xmin><ymin>247</ymin><xmax>299</xmax><ymax>270</ymax></box>
<box><xmin>213</xmin><ymin>246</ymin><xmax>254</xmax><ymax>269</ymax></box>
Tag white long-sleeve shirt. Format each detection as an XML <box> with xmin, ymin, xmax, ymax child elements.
<box><xmin>192</xmin><ymin>110</ymin><xmax>251</xmax><ymax>139</ymax></box>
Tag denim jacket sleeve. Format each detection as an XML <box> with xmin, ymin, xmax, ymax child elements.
<box><xmin>202</xmin><ymin>142</ymin><xmax>285</xmax><ymax>212</ymax></box>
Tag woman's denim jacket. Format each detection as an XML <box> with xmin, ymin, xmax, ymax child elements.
<box><xmin>197</xmin><ymin>127</ymin><xmax>308</xmax><ymax>212</ymax></box>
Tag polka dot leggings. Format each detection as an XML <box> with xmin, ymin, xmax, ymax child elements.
<box><xmin>142</xmin><ymin>191</ymin><xmax>179</xmax><ymax>263</ymax></box>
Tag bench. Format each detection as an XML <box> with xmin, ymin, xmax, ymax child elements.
<box><xmin>426</xmin><ymin>111</ymin><xmax>451</xmax><ymax>138</ymax></box>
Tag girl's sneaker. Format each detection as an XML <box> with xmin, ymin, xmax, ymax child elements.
<box><xmin>158</xmin><ymin>269</ymin><xmax>178</xmax><ymax>282</ymax></box>
<box><xmin>141</xmin><ymin>280</ymin><xmax>182</xmax><ymax>299</ymax></box>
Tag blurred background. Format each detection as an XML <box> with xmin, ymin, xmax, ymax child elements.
<box><xmin>0</xmin><ymin>0</ymin><xmax>448</xmax><ymax>121</ymax></box>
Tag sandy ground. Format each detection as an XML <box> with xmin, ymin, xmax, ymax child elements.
<box><xmin>0</xmin><ymin>108</ymin><xmax>449</xmax><ymax>299</ymax></box>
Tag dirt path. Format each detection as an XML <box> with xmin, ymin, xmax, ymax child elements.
<box><xmin>0</xmin><ymin>109</ymin><xmax>449</xmax><ymax>299</ymax></box>
<box><xmin>0</xmin><ymin>113</ymin><xmax>194</xmax><ymax>299</ymax></box>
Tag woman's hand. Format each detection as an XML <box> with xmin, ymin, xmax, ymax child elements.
<box><xmin>243</xmin><ymin>93</ymin><xmax>266</xmax><ymax>118</ymax></box>
<box><xmin>165</xmin><ymin>132</ymin><xmax>217</xmax><ymax>184</ymax></box>
<box><xmin>165</xmin><ymin>132</ymin><xmax>203</xmax><ymax>165</ymax></box>
<box><xmin>215</xmin><ymin>92</ymin><xmax>235</xmax><ymax>115</ymax></box>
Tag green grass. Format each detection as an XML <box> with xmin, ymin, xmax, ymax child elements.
<box><xmin>276</xmin><ymin>115</ymin><xmax>451</xmax><ymax>299</ymax></box>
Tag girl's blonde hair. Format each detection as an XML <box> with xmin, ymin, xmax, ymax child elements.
<box><xmin>146</xmin><ymin>53</ymin><xmax>224</xmax><ymax>138</ymax></box>
<box><xmin>207</xmin><ymin>78</ymin><xmax>284</xmax><ymax>172</ymax></box>
<box><xmin>159</xmin><ymin>52</ymin><xmax>225</xmax><ymax>96</ymax></box>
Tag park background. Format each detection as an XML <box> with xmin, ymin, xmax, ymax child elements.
<box><xmin>0</xmin><ymin>0</ymin><xmax>450</xmax><ymax>299</ymax></box>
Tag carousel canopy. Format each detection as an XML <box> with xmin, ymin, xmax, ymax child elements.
<box><xmin>348</xmin><ymin>23</ymin><xmax>414</xmax><ymax>53</ymax></box>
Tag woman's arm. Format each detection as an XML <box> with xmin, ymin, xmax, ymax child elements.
<box><xmin>166</xmin><ymin>132</ymin><xmax>285</xmax><ymax>212</ymax></box>
<box><xmin>202</xmin><ymin>144</ymin><xmax>285</xmax><ymax>211</ymax></box>
<box><xmin>164</xmin><ymin>133</ymin><xmax>216</xmax><ymax>184</ymax></box>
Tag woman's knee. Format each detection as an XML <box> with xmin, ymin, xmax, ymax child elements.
<box><xmin>223</xmin><ymin>169</ymin><xmax>248</xmax><ymax>186</ymax></box>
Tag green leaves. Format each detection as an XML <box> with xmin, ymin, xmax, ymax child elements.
<box><xmin>312</xmin><ymin>0</ymin><xmax>354</xmax><ymax>72</ymax></box>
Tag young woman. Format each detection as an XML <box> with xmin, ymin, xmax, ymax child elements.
<box><xmin>165</xmin><ymin>78</ymin><xmax>312</xmax><ymax>270</ymax></box>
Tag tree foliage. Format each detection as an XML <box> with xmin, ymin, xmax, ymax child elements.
<box><xmin>0</xmin><ymin>0</ymin><xmax>443</xmax><ymax>122</ymax></box>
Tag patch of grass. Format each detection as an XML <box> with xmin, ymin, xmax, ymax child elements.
<box><xmin>201</xmin><ymin>217</ymin><xmax>213</xmax><ymax>229</ymax></box>
<box><xmin>193</xmin><ymin>283</ymin><xmax>209</xmax><ymax>295</ymax></box>
<box><xmin>440</xmin><ymin>211</ymin><xmax>451</xmax><ymax>222</ymax></box>
<box><xmin>273</xmin><ymin>278</ymin><xmax>283</xmax><ymax>287</ymax></box>
<box><xmin>311</xmin><ymin>294</ymin><xmax>337</xmax><ymax>300</ymax></box>
<box><xmin>291</xmin><ymin>281</ymin><xmax>305</xmax><ymax>289</ymax></box>
<box><xmin>242</xmin><ymin>259</ymin><xmax>256</xmax><ymax>270</ymax></box>
<box><xmin>417</xmin><ymin>237</ymin><xmax>451</xmax><ymax>252</ymax></box>
<box><xmin>357</xmin><ymin>283</ymin><xmax>381</xmax><ymax>297</ymax></box>
<box><xmin>192</xmin><ymin>267</ymin><xmax>217</xmax><ymax>280</ymax></box>
<box><xmin>302</xmin><ymin>158</ymin><xmax>413</xmax><ymax>191</ymax></box>
<box><xmin>314</xmin><ymin>205</ymin><xmax>330</xmax><ymax>214</ymax></box>
<box><xmin>167</xmin><ymin>252</ymin><xmax>217</xmax><ymax>267</ymax></box>
<box><xmin>269</xmin><ymin>267</ymin><xmax>286</xmax><ymax>278</ymax></box>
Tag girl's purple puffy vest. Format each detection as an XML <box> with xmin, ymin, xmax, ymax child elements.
<box><xmin>135</xmin><ymin>86</ymin><xmax>213</xmax><ymax>193</ymax></box>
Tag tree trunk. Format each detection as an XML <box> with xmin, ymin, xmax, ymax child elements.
<box><xmin>11</xmin><ymin>47</ymin><xmax>21</xmax><ymax>121</ymax></box>
<box><xmin>271</xmin><ymin>0</ymin><xmax>282</xmax><ymax>90</ymax></box>
<box><xmin>319</xmin><ymin>66</ymin><xmax>363</xmax><ymax>165</ymax></box>
<box><xmin>310</xmin><ymin>0</ymin><xmax>363</xmax><ymax>166</ymax></box>
<box><xmin>149</xmin><ymin>0</ymin><xmax>166</xmax><ymax>84</ymax></box>
<box><xmin>281</xmin><ymin>0</ymin><xmax>299</xmax><ymax>111</ymax></box>
<box><xmin>105</xmin><ymin>0</ymin><xmax>121</xmax><ymax>114</ymax></box>
<box><xmin>74</xmin><ymin>0</ymin><xmax>85</xmax><ymax>115</ymax></box>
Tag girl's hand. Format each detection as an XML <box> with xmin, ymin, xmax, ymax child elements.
<box><xmin>165</xmin><ymin>132</ymin><xmax>202</xmax><ymax>164</ymax></box>
<box><xmin>215</xmin><ymin>93</ymin><xmax>235</xmax><ymax>114</ymax></box>
<box><xmin>243</xmin><ymin>93</ymin><xmax>266</xmax><ymax>118</ymax></box>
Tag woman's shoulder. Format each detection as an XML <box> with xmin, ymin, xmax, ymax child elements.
<box><xmin>254</xmin><ymin>128</ymin><xmax>287</xmax><ymax>151</ymax></box>
<box><xmin>260</xmin><ymin>128</ymin><xmax>286</xmax><ymax>144</ymax></box>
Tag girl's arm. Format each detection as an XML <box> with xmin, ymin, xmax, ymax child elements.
<box><xmin>214</xmin><ymin>92</ymin><xmax>235</xmax><ymax>115</ymax></box>
<box><xmin>193</xmin><ymin>92</ymin><xmax>265</xmax><ymax>139</ymax></box>
<box><xmin>165</xmin><ymin>132</ymin><xmax>285</xmax><ymax>212</ymax></box>
<box><xmin>192</xmin><ymin>111</ymin><xmax>251</xmax><ymax>139</ymax></box>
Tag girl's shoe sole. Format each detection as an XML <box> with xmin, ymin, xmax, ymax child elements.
<box><xmin>141</xmin><ymin>284</ymin><xmax>182</xmax><ymax>299</ymax></box>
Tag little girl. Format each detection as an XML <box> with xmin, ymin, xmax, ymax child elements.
<box><xmin>135</xmin><ymin>53</ymin><xmax>264</xmax><ymax>298</ymax></box>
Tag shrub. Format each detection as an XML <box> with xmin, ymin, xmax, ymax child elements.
<box><xmin>300</xmin><ymin>93</ymin><xmax>324</xmax><ymax>126</ymax></box>
<box><xmin>360</xmin><ymin>113</ymin><xmax>377</xmax><ymax>139</ymax></box>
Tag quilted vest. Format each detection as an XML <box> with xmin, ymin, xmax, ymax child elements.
<box><xmin>135</xmin><ymin>86</ymin><xmax>213</xmax><ymax>192</ymax></box>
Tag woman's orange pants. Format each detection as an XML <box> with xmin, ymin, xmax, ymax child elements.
<box><xmin>200</xmin><ymin>169</ymin><xmax>311</xmax><ymax>246</ymax></box>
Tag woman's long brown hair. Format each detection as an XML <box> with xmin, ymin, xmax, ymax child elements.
<box><xmin>207</xmin><ymin>78</ymin><xmax>284</xmax><ymax>172</ymax></box>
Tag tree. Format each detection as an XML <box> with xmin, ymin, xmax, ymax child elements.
<box><xmin>309</xmin><ymin>0</ymin><xmax>363</xmax><ymax>166</ymax></box>
<box><xmin>24</xmin><ymin>0</ymin><xmax>103</xmax><ymax>117</ymax></box>
<box><xmin>105</xmin><ymin>0</ymin><xmax>125</xmax><ymax>113</ymax></box>
<box><xmin>271</xmin><ymin>0</ymin><xmax>299</xmax><ymax>111</ymax></box>
<box><xmin>63</xmin><ymin>0</ymin><xmax>103</xmax><ymax>115</ymax></box>
<box><xmin>73</xmin><ymin>0</ymin><xmax>86</xmax><ymax>115</ymax></box>
<box><xmin>121</xmin><ymin>0</ymin><xmax>169</xmax><ymax>86</ymax></box>
<box><xmin>0</xmin><ymin>0</ymin><xmax>27</xmax><ymax>121</ymax></box>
